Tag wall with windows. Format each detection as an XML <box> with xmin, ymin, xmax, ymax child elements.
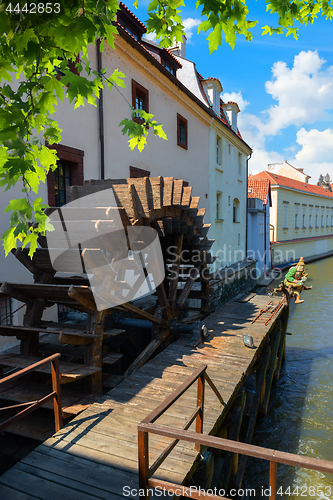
<box><xmin>271</xmin><ymin>186</ymin><xmax>333</xmax><ymax>263</ymax></box>
<box><xmin>96</xmin><ymin>37</ymin><xmax>210</xmax><ymax>203</ymax></box>
<box><xmin>208</xmin><ymin>126</ymin><xmax>250</xmax><ymax>269</ymax></box>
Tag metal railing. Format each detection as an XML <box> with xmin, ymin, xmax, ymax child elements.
<box><xmin>0</xmin><ymin>353</ymin><xmax>63</xmax><ymax>433</ymax></box>
<box><xmin>138</xmin><ymin>364</ymin><xmax>333</xmax><ymax>500</ymax></box>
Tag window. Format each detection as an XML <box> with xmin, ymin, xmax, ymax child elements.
<box><xmin>54</xmin><ymin>163</ymin><xmax>72</xmax><ymax>207</ymax></box>
<box><xmin>228</xmin><ymin>196</ymin><xmax>230</xmax><ymax>206</ymax></box>
<box><xmin>228</xmin><ymin>143</ymin><xmax>231</xmax><ymax>155</ymax></box>
<box><xmin>46</xmin><ymin>144</ymin><xmax>84</xmax><ymax>207</ymax></box>
<box><xmin>130</xmin><ymin>166</ymin><xmax>150</xmax><ymax>178</ymax></box>
<box><xmin>0</xmin><ymin>295</ymin><xmax>12</xmax><ymax>325</ymax></box>
<box><xmin>321</xmin><ymin>207</ymin><xmax>324</xmax><ymax>227</ymax></box>
<box><xmin>216</xmin><ymin>136</ymin><xmax>221</xmax><ymax>165</ymax></box>
<box><xmin>177</xmin><ymin>113</ymin><xmax>188</xmax><ymax>150</ymax></box>
<box><xmin>162</xmin><ymin>59</ymin><xmax>176</xmax><ymax>76</ymax></box>
<box><xmin>233</xmin><ymin>198</ymin><xmax>240</xmax><ymax>223</ymax></box>
<box><xmin>331</xmin><ymin>208</ymin><xmax>333</xmax><ymax>227</ymax></box>
<box><xmin>326</xmin><ymin>208</ymin><xmax>330</xmax><ymax>227</ymax></box>
<box><xmin>283</xmin><ymin>203</ymin><xmax>289</xmax><ymax>229</ymax></box>
<box><xmin>132</xmin><ymin>80</ymin><xmax>149</xmax><ymax>118</ymax></box>
<box><xmin>238</xmin><ymin>153</ymin><xmax>242</xmax><ymax>179</ymax></box>
<box><xmin>295</xmin><ymin>205</ymin><xmax>299</xmax><ymax>228</ymax></box>
<box><xmin>302</xmin><ymin>206</ymin><xmax>306</xmax><ymax>228</ymax></box>
<box><xmin>309</xmin><ymin>206</ymin><xmax>313</xmax><ymax>228</ymax></box>
<box><xmin>55</xmin><ymin>56</ymin><xmax>80</xmax><ymax>81</ymax></box>
<box><xmin>315</xmin><ymin>206</ymin><xmax>319</xmax><ymax>227</ymax></box>
<box><xmin>216</xmin><ymin>192</ymin><xmax>222</xmax><ymax>220</ymax></box>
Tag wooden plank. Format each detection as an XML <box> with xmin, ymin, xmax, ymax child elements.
<box><xmin>0</xmin><ymin>381</ymin><xmax>95</xmax><ymax>416</ymax></box>
<box><xmin>181</xmin><ymin>186</ymin><xmax>192</xmax><ymax>207</ymax></box>
<box><xmin>102</xmin><ymin>353</ymin><xmax>123</xmax><ymax>365</ymax></box>
<box><xmin>0</xmin><ymin>466</ymin><xmax>105</xmax><ymax>500</ymax></box>
<box><xmin>148</xmin><ymin>176</ymin><xmax>162</xmax><ymax>210</ymax></box>
<box><xmin>173</xmin><ymin>179</ymin><xmax>183</xmax><ymax>206</ymax></box>
<box><xmin>0</xmin><ymin>354</ymin><xmax>101</xmax><ymax>383</ymax></box>
<box><xmin>22</xmin><ymin>447</ymin><xmax>139</xmax><ymax>498</ymax></box>
<box><xmin>0</xmin><ymin>484</ymin><xmax>38</xmax><ymax>500</ymax></box>
<box><xmin>163</xmin><ymin>177</ymin><xmax>174</xmax><ymax>206</ymax></box>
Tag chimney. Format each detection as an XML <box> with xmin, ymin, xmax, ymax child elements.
<box><xmin>222</xmin><ymin>101</ymin><xmax>240</xmax><ymax>132</ymax></box>
<box><xmin>168</xmin><ymin>35</ymin><xmax>187</xmax><ymax>58</ymax></box>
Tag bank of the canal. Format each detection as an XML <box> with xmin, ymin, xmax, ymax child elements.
<box><xmin>243</xmin><ymin>256</ymin><xmax>333</xmax><ymax>499</ymax></box>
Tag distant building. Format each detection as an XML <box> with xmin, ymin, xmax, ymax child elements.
<box><xmin>250</xmin><ymin>168</ymin><xmax>333</xmax><ymax>264</ymax></box>
<box><xmin>267</xmin><ymin>161</ymin><xmax>311</xmax><ymax>184</ymax></box>
<box><xmin>247</xmin><ymin>179</ymin><xmax>271</xmax><ymax>277</ymax></box>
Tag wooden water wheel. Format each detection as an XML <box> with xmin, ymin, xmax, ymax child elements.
<box><xmin>64</xmin><ymin>176</ymin><xmax>215</xmax><ymax>378</ymax></box>
<box><xmin>0</xmin><ymin>176</ymin><xmax>215</xmax><ymax>406</ymax></box>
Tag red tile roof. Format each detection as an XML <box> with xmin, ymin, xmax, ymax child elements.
<box><xmin>248</xmin><ymin>178</ymin><xmax>271</xmax><ymax>206</ymax></box>
<box><xmin>119</xmin><ymin>2</ymin><xmax>147</xmax><ymax>31</ymax></box>
<box><xmin>249</xmin><ymin>171</ymin><xmax>333</xmax><ymax>198</ymax></box>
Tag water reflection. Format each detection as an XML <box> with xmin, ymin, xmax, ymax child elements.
<box><xmin>243</xmin><ymin>257</ymin><xmax>333</xmax><ymax>499</ymax></box>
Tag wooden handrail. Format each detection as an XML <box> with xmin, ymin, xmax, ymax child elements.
<box><xmin>138</xmin><ymin>367</ymin><xmax>333</xmax><ymax>500</ymax></box>
<box><xmin>140</xmin><ymin>364</ymin><xmax>208</xmax><ymax>425</ymax></box>
<box><xmin>0</xmin><ymin>353</ymin><xmax>63</xmax><ymax>433</ymax></box>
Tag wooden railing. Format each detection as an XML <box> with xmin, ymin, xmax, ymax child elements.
<box><xmin>0</xmin><ymin>353</ymin><xmax>63</xmax><ymax>433</ymax></box>
<box><xmin>138</xmin><ymin>364</ymin><xmax>333</xmax><ymax>500</ymax></box>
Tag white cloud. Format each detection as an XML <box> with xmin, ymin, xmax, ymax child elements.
<box><xmin>142</xmin><ymin>32</ymin><xmax>157</xmax><ymax>42</ymax></box>
<box><xmin>183</xmin><ymin>18</ymin><xmax>200</xmax><ymax>42</ymax></box>
<box><xmin>260</xmin><ymin>50</ymin><xmax>333</xmax><ymax>136</ymax></box>
<box><xmin>295</xmin><ymin>127</ymin><xmax>333</xmax><ymax>163</ymax></box>
<box><xmin>222</xmin><ymin>91</ymin><xmax>249</xmax><ymax>113</ymax></box>
<box><xmin>231</xmin><ymin>50</ymin><xmax>333</xmax><ymax>180</ymax></box>
<box><xmin>248</xmin><ymin>148</ymin><xmax>284</xmax><ymax>175</ymax></box>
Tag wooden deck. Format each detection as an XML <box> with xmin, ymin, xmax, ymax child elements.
<box><xmin>0</xmin><ymin>293</ymin><xmax>285</xmax><ymax>499</ymax></box>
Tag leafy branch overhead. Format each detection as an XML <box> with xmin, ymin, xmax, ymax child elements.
<box><xmin>1</xmin><ymin>0</ymin><xmax>333</xmax><ymax>256</ymax></box>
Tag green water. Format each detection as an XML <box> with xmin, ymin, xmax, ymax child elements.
<box><xmin>243</xmin><ymin>257</ymin><xmax>333</xmax><ymax>499</ymax></box>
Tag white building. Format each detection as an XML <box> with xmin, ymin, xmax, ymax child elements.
<box><xmin>247</xmin><ymin>178</ymin><xmax>272</xmax><ymax>278</ymax></box>
<box><xmin>250</xmin><ymin>167</ymin><xmax>333</xmax><ymax>264</ymax></box>
<box><xmin>0</xmin><ymin>2</ymin><xmax>252</xmax><ymax>344</ymax></box>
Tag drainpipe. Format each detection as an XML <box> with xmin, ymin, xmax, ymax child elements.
<box><xmin>264</xmin><ymin>203</ymin><xmax>267</xmax><ymax>274</ymax></box>
<box><xmin>269</xmin><ymin>224</ymin><xmax>280</xmax><ymax>270</ymax></box>
<box><xmin>97</xmin><ymin>39</ymin><xmax>105</xmax><ymax>180</ymax></box>
<box><xmin>245</xmin><ymin>152</ymin><xmax>252</xmax><ymax>260</ymax></box>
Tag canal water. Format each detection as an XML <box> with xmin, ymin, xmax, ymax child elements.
<box><xmin>243</xmin><ymin>257</ymin><xmax>333</xmax><ymax>499</ymax></box>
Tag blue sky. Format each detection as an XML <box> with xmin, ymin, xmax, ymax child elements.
<box><xmin>130</xmin><ymin>0</ymin><xmax>333</xmax><ymax>183</ymax></box>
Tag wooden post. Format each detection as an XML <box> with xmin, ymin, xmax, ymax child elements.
<box><xmin>274</xmin><ymin>319</ymin><xmax>286</xmax><ymax>381</ymax></box>
<box><xmin>22</xmin><ymin>298</ymin><xmax>46</xmax><ymax>355</ymax></box>
<box><xmin>261</xmin><ymin>330</ymin><xmax>281</xmax><ymax>414</ymax></box>
<box><xmin>195</xmin><ymin>371</ymin><xmax>205</xmax><ymax>452</ymax></box>
<box><xmin>269</xmin><ymin>461</ymin><xmax>277</xmax><ymax>500</ymax></box>
<box><xmin>138</xmin><ymin>430</ymin><xmax>149</xmax><ymax>499</ymax></box>
<box><xmin>86</xmin><ymin>309</ymin><xmax>106</xmax><ymax>394</ymax></box>
<box><xmin>168</xmin><ymin>234</ymin><xmax>183</xmax><ymax>313</ymax></box>
<box><xmin>235</xmin><ymin>347</ymin><xmax>270</xmax><ymax>489</ymax></box>
<box><xmin>200</xmin><ymin>262</ymin><xmax>210</xmax><ymax>313</ymax></box>
<box><xmin>51</xmin><ymin>357</ymin><xmax>63</xmax><ymax>432</ymax></box>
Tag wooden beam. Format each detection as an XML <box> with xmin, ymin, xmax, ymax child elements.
<box><xmin>68</xmin><ymin>285</ymin><xmax>96</xmax><ymax>312</ymax></box>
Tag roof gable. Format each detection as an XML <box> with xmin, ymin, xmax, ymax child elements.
<box><xmin>250</xmin><ymin>171</ymin><xmax>333</xmax><ymax>199</ymax></box>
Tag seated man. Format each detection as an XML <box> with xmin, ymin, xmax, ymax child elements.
<box><xmin>284</xmin><ymin>257</ymin><xmax>312</xmax><ymax>304</ymax></box>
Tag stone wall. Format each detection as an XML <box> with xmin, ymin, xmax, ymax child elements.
<box><xmin>209</xmin><ymin>258</ymin><xmax>257</xmax><ymax>310</ymax></box>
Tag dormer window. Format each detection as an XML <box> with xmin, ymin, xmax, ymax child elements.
<box><xmin>222</xmin><ymin>102</ymin><xmax>240</xmax><ymax>132</ymax></box>
<box><xmin>162</xmin><ymin>59</ymin><xmax>176</xmax><ymax>76</ymax></box>
<box><xmin>116</xmin><ymin>3</ymin><xmax>147</xmax><ymax>42</ymax></box>
<box><xmin>201</xmin><ymin>78</ymin><xmax>223</xmax><ymax>115</ymax></box>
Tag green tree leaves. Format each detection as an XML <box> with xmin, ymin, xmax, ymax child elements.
<box><xmin>1</xmin><ymin>0</ymin><xmax>333</xmax><ymax>257</ymax></box>
<box><xmin>120</xmin><ymin>109</ymin><xmax>168</xmax><ymax>152</ymax></box>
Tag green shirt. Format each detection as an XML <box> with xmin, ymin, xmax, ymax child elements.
<box><xmin>284</xmin><ymin>267</ymin><xmax>296</xmax><ymax>283</ymax></box>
